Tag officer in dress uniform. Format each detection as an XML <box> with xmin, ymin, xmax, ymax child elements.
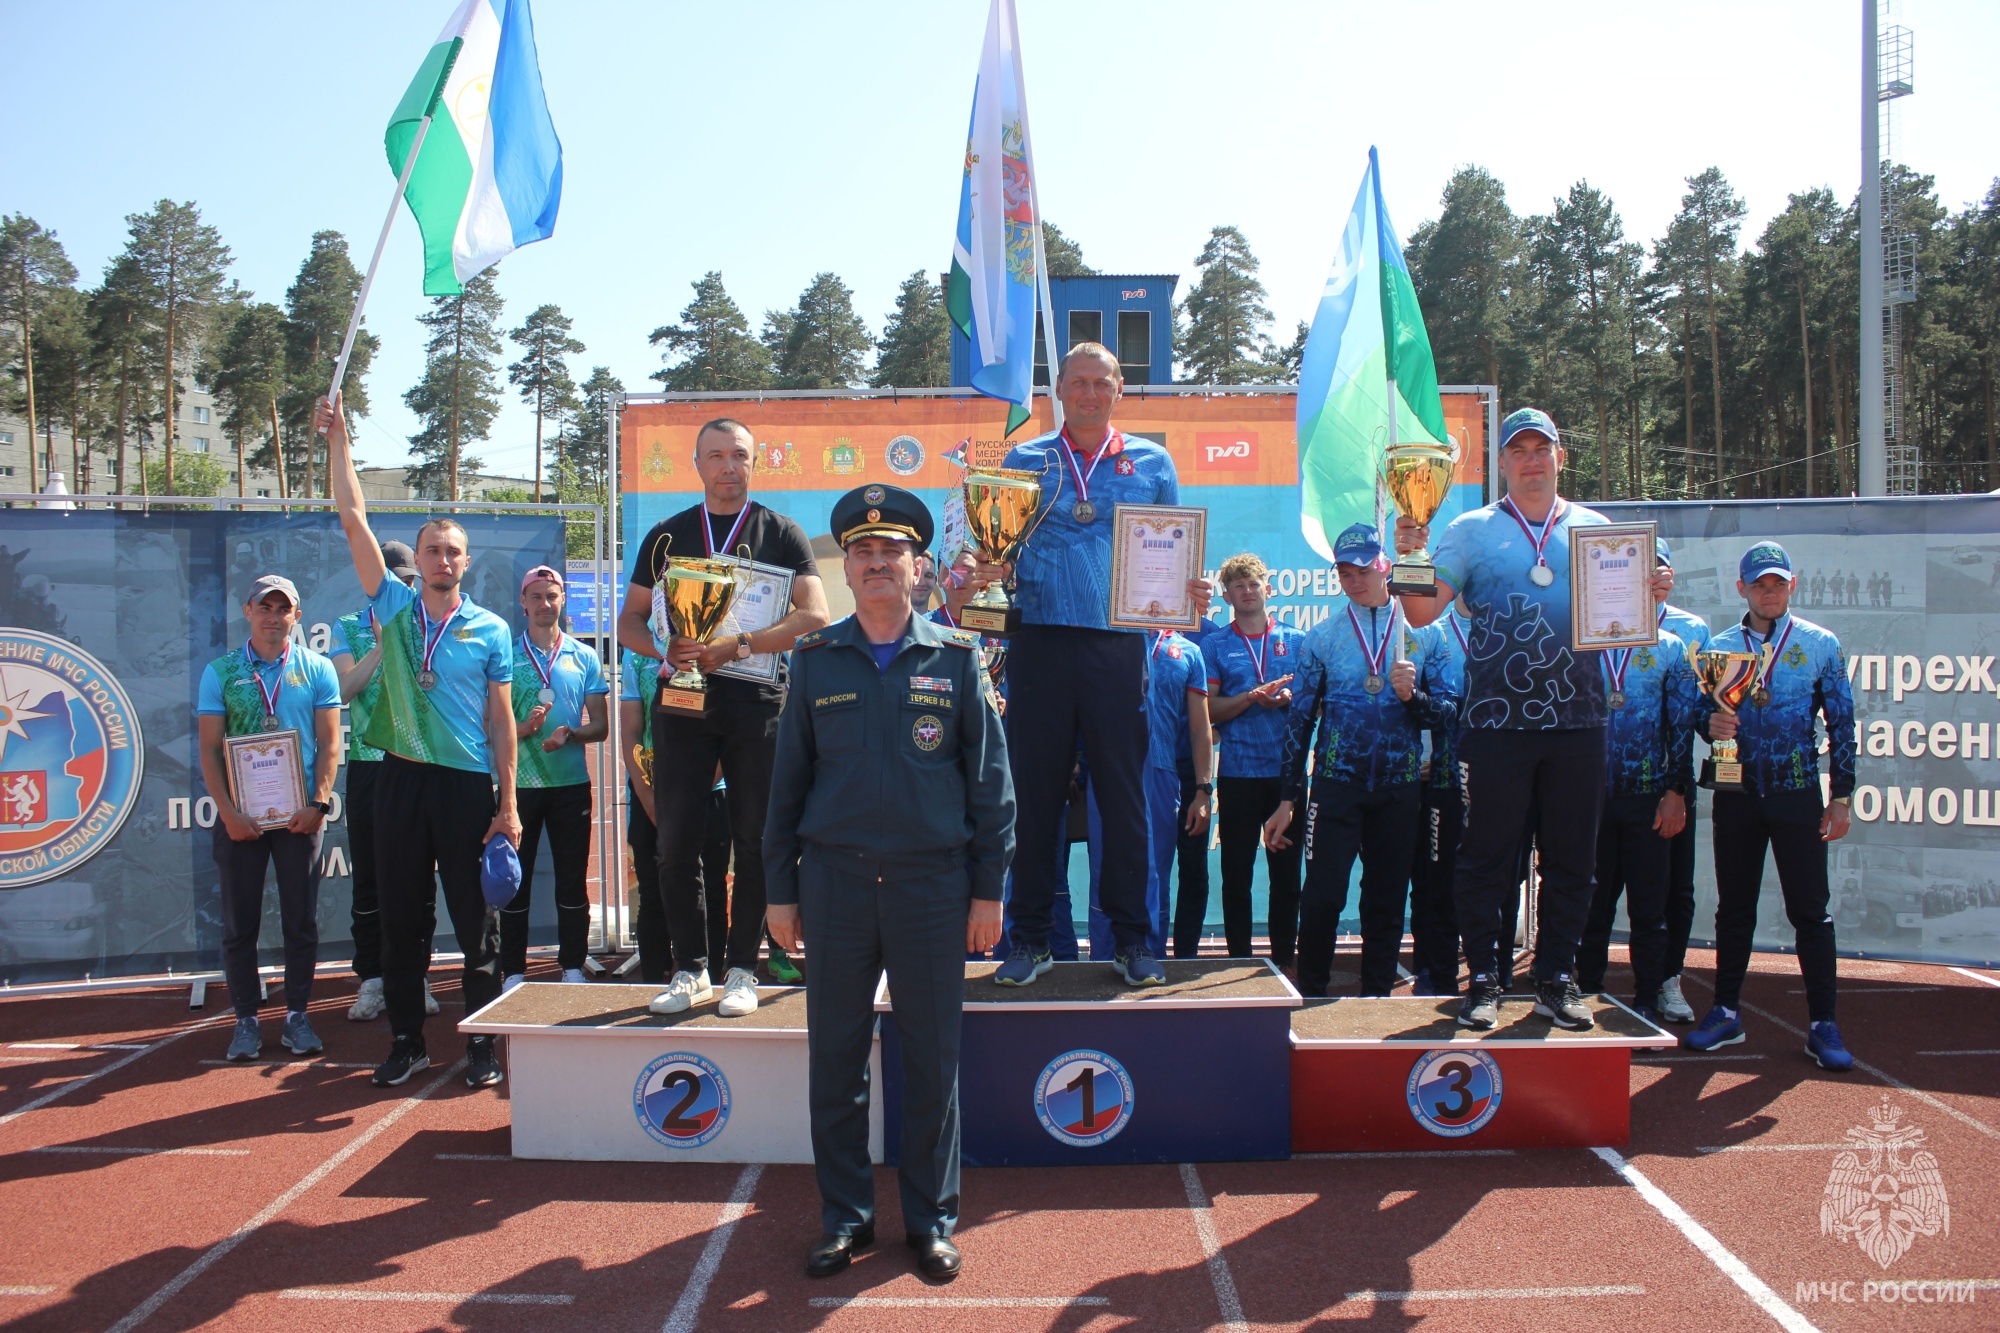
<box><xmin>765</xmin><ymin>485</ymin><xmax>1014</xmax><ymax>1283</ymax></box>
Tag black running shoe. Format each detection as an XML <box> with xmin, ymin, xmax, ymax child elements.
<box><xmin>465</xmin><ymin>1035</ymin><xmax>504</xmax><ymax>1088</ymax></box>
<box><xmin>371</xmin><ymin>1036</ymin><xmax>430</xmax><ymax>1088</ymax></box>
<box><xmin>1457</xmin><ymin>977</ymin><xmax>1502</xmax><ymax>1029</ymax></box>
<box><xmin>1535</xmin><ymin>976</ymin><xmax>1595</xmax><ymax>1030</ymax></box>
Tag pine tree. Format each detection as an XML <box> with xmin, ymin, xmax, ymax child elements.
<box><xmin>1547</xmin><ymin>182</ymin><xmax>1633</xmax><ymax>498</ymax></box>
<box><xmin>871</xmin><ymin>270</ymin><xmax>951</xmax><ymax>388</ymax></box>
<box><xmin>405</xmin><ymin>272</ymin><xmax>504</xmax><ymax>500</ymax></box>
<box><xmin>85</xmin><ymin>256</ymin><xmax>155</xmax><ymax>500</ymax></box>
<box><xmin>1042</xmin><ymin>221</ymin><xmax>1095</xmax><ymax>277</ymax></box>
<box><xmin>282</xmin><ymin>231</ymin><xmax>375</xmax><ymax>497</ymax></box>
<box><xmin>0</xmin><ymin>214</ymin><xmax>80</xmax><ymax>491</ymax></box>
<box><xmin>1176</xmin><ymin>226</ymin><xmax>1277</xmax><ymax>384</ymax></box>
<box><xmin>200</xmin><ymin>302</ymin><xmax>290</xmax><ymax>497</ymax></box>
<box><xmin>1406</xmin><ymin>167</ymin><xmax>1521</xmax><ymax>392</ymax></box>
<box><xmin>1667</xmin><ymin>168</ymin><xmax>1747</xmax><ymax>495</ymax></box>
<box><xmin>772</xmin><ymin>272</ymin><xmax>871</xmax><ymax>389</ymax></box>
<box><xmin>648</xmin><ymin>272</ymin><xmax>772</xmax><ymax>392</ymax></box>
<box><xmin>554</xmin><ymin>366</ymin><xmax>623</xmax><ymax>558</ymax></box>
<box><xmin>116</xmin><ymin>201</ymin><xmax>231</xmax><ymax>493</ymax></box>
<box><xmin>507</xmin><ymin>303</ymin><xmax>583</xmax><ymax>501</ymax></box>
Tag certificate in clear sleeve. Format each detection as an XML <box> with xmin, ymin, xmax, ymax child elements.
<box><xmin>1109</xmin><ymin>504</ymin><xmax>1207</xmax><ymax>632</ymax></box>
<box><xmin>226</xmin><ymin>729</ymin><xmax>306</xmax><ymax>830</ymax></box>
<box><xmin>1570</xmin><ymin>521</ymin><xmax>1660</xmax><ymax>651</ymax></box>
<box><xmin>710</xmin><ymin>556</ymin><xmax>796</xmax><ymax>685</ymax></box>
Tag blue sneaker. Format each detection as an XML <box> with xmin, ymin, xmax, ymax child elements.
<box><xmin>224</xmin><ymin>1016</ymin><xmax>261</xmax><ymax>1063</ymax></box>
<box><xmin>1112</xmin><ymin>946</ymin><xmax>1166</xmax><ymax>987</ymax></box>
<box><xmin>1806</xmin><ymin>1021</ymin><xmax>1854</xmax><ymax>1071</ymax></box>
<box><xmin>994</xmin><ymin>947</ymin><xmax>1053</xmax><ymax>987</ymax></box>
<box><xmin>1683</xmin><ymin>1005</ymin><xmax>1745</xmax><ymax>1051</ymax></box>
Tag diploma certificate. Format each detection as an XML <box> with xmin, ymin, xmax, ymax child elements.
<box><xmin>1109</xmin><ymin>504</ymin><xmax>1207</xmax><ymax>632</ymax></box>
<box><xmin>226</xmin><ymin>730</ymin><xmax>306</xmax><ymax>830</ymax></box>
<box><xmin>1570</xmin><ymin>521</ymin><xmax>1660</xmax><ymax>651</ymax></box>
<box><xmin>711</xmin><ymin>556</ymin><xmax>796</xmax><ymax>685</ymax></box>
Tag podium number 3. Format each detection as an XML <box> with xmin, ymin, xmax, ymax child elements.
<box><xmin>1430</xmin><ymin>1060</ymin><xmax>1474</xmax><ymax>1119</ymax></box>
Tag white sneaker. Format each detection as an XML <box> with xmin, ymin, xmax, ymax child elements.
<box><xmin>560</xmin><ymin>968</ymin><xmax>588</xmax><ymax>984</ymax></box>
<box><xmin>501</xmin><ymin>974</ymin><xmax>526</xmax><ymax>994</ymax></box>
<box><xmin>716</xmin><ymin>967</ymin><xmax>760</xmax><ymax>1018</ymax></box>
<box><xmin>423</xmin><ymin>979</ymin><xmax>441</xmax><ymax>1015</ymax></box>
<box><xmin>347</xmin><ymin>976</ymin><xmax>385</xmax><ymax>1022</ymax></box>
<box><xmin>1658</xmin><ymin>974</ymin><xmax>1696</xmax><ymax>1024</ymax></box>
<box><xmin>648</xmin><ymin>969</ymin><xmax>713</xmax><ymax>1015</ymax></box>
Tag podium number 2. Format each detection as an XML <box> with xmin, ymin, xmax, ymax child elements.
<box><xmin>1066</xmin><ymin>1066</ymin><xmax>1097</xmax><ymax>1128</ymax></box>
<box><xmin>1430</xmin><ymin>1060</ymin><xmax>1474</xmax><ymax>1119</ymax></box>
<box><xmin>661</xmin><ymin>1069</ymin><xmax>704</xmax><ymax>1132</ymax></box>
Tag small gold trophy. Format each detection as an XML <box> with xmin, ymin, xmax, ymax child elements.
<box><xmin>1382</xmin><ymin>440</ymin><xmax>1458</xmax><ymax>596</ymax></box>
<box><xmin>632</xmin><ymin>743</ymin><xmax>654</xmax><ymax>790</ymax></box>
<box><xmin>657</xmin><ymin>557</ymin><xmax>741</xmax><ymax>717</ymax></box>
<box><xmin>1692</xmin><ymin>648</ymin><xmax>1761</xmax><ymax>790</ymax></box>
<box><xmin>961</xmin><ymin>466</ymin><xmax>1042</xmax><ymax>637</ymax></box>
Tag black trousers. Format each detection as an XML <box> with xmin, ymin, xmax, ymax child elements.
<box><xmin>1711</xmin><ymin>789</ymin><xmax>1838</xmax><ymax>1022</ymax></box>
<box><xmin>654</xmin><ymin>691</ymin><xmax>780</xmax><ymax>977</ymax></box>
<box><xmin>1409</xmin><ymin>782</ymin><xmax>1463</xmax><ymax>988</ymax></box>
<box><xmin>1578</xmin><ymin>793</ymin><xmax>1674</xmax><ymax>1008</ymax></box>
<box><xmin>1297</xmin><ymin>780</ymin><xmax>1421</xmax><ymax>996</ymax></box>
<box><xmin>501</xmin><ymin>782</ymin><xmax>593</xmax><ymax>975</ymax></box>
<box><xmin>630</xmin><ymin>787</ymin><xmax>731</xmax><ymax>985</ymax></box>
<box><xmin>1453</xmin><ymin>727</ymin><xmax>1605</xmax><ymax>986</ymax></box>
<box><xmin>376</xmin><ymin>754</ymin><xmax>500</xmax><ymax>1044</ymax></box>
<box><xmin>213</xmin><ymin>824</ymin><xmax>322</xmax><ymax>1017</ymax></box>
<box><xmin>346</xmin><ymin>759</ymin><xmax>382</xmax><ymax>981</ymax></box>
<box><xmin>1664</xmin><ymin>792</ymin><xmax>1699</xmax><ymax>977</ymax></box>
<box><xmin>1170</xmin><ymin>762</ymin><xmax>1212</xmax><ymax>959</ymax></box>
<box><xmin>1004</xmin><ymin>626</ymin><xmax>1151</xmax><ymax>955</ymax></box>
<box><xmin>1216</xmin><ymin>775</ymin><xmax>1302</xmax><ymax>963</ymax></box>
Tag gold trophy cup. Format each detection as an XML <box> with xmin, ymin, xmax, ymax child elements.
<box><xmin>1383</xmin><ymin>440</ymin><xmax>1459</xmax><ymax>596</ymax></box>
<box><xmin>961</xmin><ymin>466</ymin><xmax>1042</xmax><ymax>637</ymax></box>
<box><xmin>657</xmin><ymin>557</ymin><xmax>741</xmax><ymax>717</ymax></box>
<box><xmin>632</xmin><ymin>743</ymin><xmax>654</xmax><ymax>790</ymax></box>
<box><xmin>1692</xmin><ymin>649</ymin><xmax>1761</xmax><ymax>790</ymax></box>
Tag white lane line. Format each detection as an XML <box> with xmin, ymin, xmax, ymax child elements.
<box><xmin>434</xmin><ymin>1152</ymin><xmax>512</xmax><ymax>1161</ymax></box>
<box><xmin>0</xmin><ymin>1286</ymin><xmax>58</xmax><ymax>1296</ymax></box>
<box><xmin>1344</xmin><ymin>1284</ymin><xmax>1645</xmax><ymax>1302</ymax></box>
<box><xmin>1949</xmin><ymin>967</ymin><xmax>2000</xmax><ymax>989</ymax></box>
<box><xmin>0</xmin><ymin>1018</ymin><xmax>225</xmax><ymax>1132</ymax></box>
<box><xmin>659</xmin><ymin>1163</ymin><xmax>762</xmax><ymax>1333</ymax></box>
<box><xmin>1696</xmin><ymin>1143</ymin><xmax>1850</xmax><ymax>1155</ymax></box>
<box><xmin>1296</xmin><ymin>1149</ymin><xmax>1516</xmax><ymax>1159</ymax></box>
<box><xmin>92</xmin><ymin>1044</ymin><xmax>152</xmax><ymax>1051</ymax></box>
<box><xmin>1916</xmin><ymin>1049</ymin><xmax>2000</xmax><ymax>1056</ymax></box>
<box><xmin>197</xmin><ymin>1060</ymin><xmax>376</xmax><ymax>1070</ymax></box>
<box><xmin>103</xmin><ymin>1058</ymin><xmax>466</xmax><ymax>1333</ymax></box>
<box><xmin>280</xmin><ymin>1288</ymin><xmax>573</xmax><ymax>1305</ymax></box>
<box><xmin>1179</xmin><ymin>1162</ymin><xmax>1248</xmax><ymax>1333</ymax></box>
<box><xmin>810</xmin><ymin>1297</ymin><xmax>1112</xmax><ymax>1309</ymax></box>
<box><xmin>32</xmin><ymin>1145</ymin><xmax>250</xmax><ymax>1157</ymax></box>
<box><xmin>1788</xmin><ymin>985</ymin><xmax>1941</xmax><ymax>994</ymax></box>
<box><xmin>10</xmin><ymin>1042</ymin><xmax>82</xmax><ymax>1050</ymax></box>
<box><xmin>1636</xmin><ymin>1054</ymin><xmax>1767</xmax><ymax>1063</ymax></box>
<box><xmin>1592</xmin><ymin>1146</ymin><xmax>1821</xmax><ymax>1333</ymax></box>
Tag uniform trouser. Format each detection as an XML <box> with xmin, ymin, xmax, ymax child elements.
<box><xmin>1577</xmin><ymin>793</ymin><xmax>1674</xmax><ymax>1009</ymax></box>
<box><xmin>1663</xmin><ymin>793</ymin><xmax>1700</xmax><ymax>978</ymax></box>
<box><xmin>1710</xmin><ymin>789</ymin><xmax>1838</xmax><ymax>1022</ymax></box>
<box><xmin>631</xmin><ymin>788</ymin><xmax>732</xmax><ymax>985</ymax></box>
<box><xmin>346</xmin><ymin>759</ymin><xmax>382</xmax><ymax>981</ymax></box>
<box><xmin>501</xmin><ymin>782</ymin><xmax>593</xmax><ymax>975</ymax></box>
<box><xmin>1217</xmin><ymin>776</ymin><xmax>1302</xmax><ymax>962</ymax></box>
<box><xmin>1454</xmin><ymin>727</ymin><xmax>1605</xmax><ymax>986</ymax></box>
<box><xmin>799</xmin><ymin>850</ymin><xmax>968</xmax><ymax>1238</ymax></box>
<box><xmin>1171</xmin><ymin>763</ymin><xmax>1211</xmax><ymax>959</ymax></box>
<box><xmin>214</xmin><ymin>824</ymin><xmax>322</xmax><ymax>1018</ymax></box>
<box><xmin>654</xmin><ymin>694</ymin><xmax>780</xmax><ymax>977</ymax></box>
<box><xmin>1004</xmin><ymin>626</ymin><xmax>1150</xmax><ymax>955</ymax></box>
<box><xmin>1084</xmin><ymin>765</ymin><xmax>1178</xmax><ymax>959</ymax></box>
<box><xmin>1410</xmin><ymin>783</ymin><xmax>1464</xmax><ymax>988</ymax></box>
<box><xmin>377</xmin><ymin>754</ymin><xmax>499</xmax><ymax>1044</ymax></box>
<box><xmin>1297</xmin><ymin>781</ymin><xmax>1421</xmax><ymax>997</ymax></box>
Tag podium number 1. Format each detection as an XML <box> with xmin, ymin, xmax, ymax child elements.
<box><xmin>1066</xmin><ymin>1065</ymin><xmax>1097</xmax><ymax>1128</ymax></box>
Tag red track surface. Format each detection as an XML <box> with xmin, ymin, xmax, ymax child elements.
<box><xmin>0</xmin><ymin>949</ymin><xmax>1993</xmax><ymax>1332</ymax></box>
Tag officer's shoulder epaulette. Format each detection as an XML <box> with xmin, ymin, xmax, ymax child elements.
<box><xmin>941</xmin><ymin>628</ymin><xmax>982</xmax><ymax>651</ymax></box>
<box><xmin>795</xmin><ymin>628</ymin><xmax>831</xmax><ymax>650</ymax></box>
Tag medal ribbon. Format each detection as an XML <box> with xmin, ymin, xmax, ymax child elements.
<box><xmin>1346</xmin><ymin>601</ymin><xmax>1398</xmax><ymax>681</ymax></box>
<box><xmin>243</xmin><ymin>639</ymin><xmax>290</xmax><ymax>719</ymax></box>
<box><xmin>1058</xmin><ymin>426</ymin><xmax>1117</xmax><ymax>509</ymax></box>
<box><xmin>1603</xmin><ymin>647</ymin><xmax>1633</xmax><ymax>696</ymax></box>
<box><xmin>1234</xmin><ymin>623</ymin><xmax>1272</xmax><ymax>684</ymax></box>
<box><xmin>1152</xmin><ymin>629</ymin><xmax>1172</xmax><ymax>661</ymax></box>
<box><xmin>416</xmin><ymin>596</ymin><xmax>463</xmax><ymax>679</ymax></box>
<box><xmin>1500</xmin><ymin>495</ymin><xmax>1565</xmax><ymax>574</ymax></box>
<box><xmin>1750</xmin><ymin>616</ymin><xmax>1794</xmax><ymax>694</ymax></box>
<box><xmin>1449</xmin><ymin>616</ymin><xmax>1468</xmax><ymax>654</ymax></box>
<box><xmin>702</xmin><ymin>502</ymin><xmax>753</xmax><ymax>557</ymax></box>
<box><xmin>934</xmin><ymin>603</ymin><xmax>958</xmax><ymax>629</ymax></box>
<box><xmin>523</xmin><ymin>631</ymin><xmax>562</xmax><ymax>694</ymax></box>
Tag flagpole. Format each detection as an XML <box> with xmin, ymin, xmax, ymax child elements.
<box><xmin>322</xmin><ymin>115</ymin><xmax>434</xmax><ymax>416</ymax></box>
<box><xmin>1001</xmin><ymin>0</ymin><xmax>1061</xmax><ymax>435</ymax></box>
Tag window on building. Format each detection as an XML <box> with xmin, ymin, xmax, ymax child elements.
<box><xmin>1068</xmin><ymin>309</ymin><xmax>1103</xmax><ymax>353</ymax></box>
<box><xmin>1118</xmin><ymin>311</ymin><xmax>1152</xmax><ymax>386</ymax></box>
<box><xmin>192</xmin><ymin>405</ymin><xmax>210</xmax><ymax>424</ymax></box>
<box><xmin>192</xmin><ymin>437</ymin><xmax>210</xmax><ymax>454</ymax></box>
<box><xmin>255</xmin><ymin>489</ymin><xmax>271</xmax><ymax>498</ymax></box>
<box><xmin>1033</xmin><ymin>320</ymin><xmax>1049</xmax><ymax>388</ymax></box>
<box><xmin>0</xmin><ymin>466</ymin><xmax>14</xmax><ymax>478</ymax></box>
<box><xmin>228</xmin><ymin>471</ymin><xmax>239</xmax><ymax>482</ymax></box>
<box><xmin>0</xmin><ymin>430</ymin><xmax>13</xmax><ymax>446</ymax></box>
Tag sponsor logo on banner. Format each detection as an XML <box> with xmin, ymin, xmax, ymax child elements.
<box><xmin>0</xmin><ymin>630</ymin><xmax>145</xmax><ymax>889</ymax></box>
<box><xmin>1406</xmin><ymin>1048</ymin><xmax>1502</xmax><ymax>1137</ymax></box>
<box><xmin>1195</xmin><ymin>431</ymin><xmax>1259</xmax><ymax>471</ymax></box>
<box><xmin>885</xmin><ymin>435</ymin><xmax>926</xmax><ymax>476</ymax></box>
<box><xmin>1035</xmin><ymin>1049</ymin><xmax>1134</xmax><ymax>1147</ymax></box>
<box><xmin>1821</xmin><ymin>1101</ymin><xmax>1950</xmax><ymax>1269</ymax></box>
<box><xmin>634</xmin><ymin>1052</ymin><xmax>731</xmax><ymax>1149</ymax></box>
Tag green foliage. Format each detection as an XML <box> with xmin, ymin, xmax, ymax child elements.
<box><xmin>1176</xmin><ymin>225</ymin><xmax>1281</xmax><ymax>384</ymax></box>
<box><xmin>199</xmin><ymin>301</ymin><xmax>289</xmax><ymax>491</ymax></box>
<box><xmin>117</xmin><ymin>200</ymin><xmax>231</xmax><ymax>491</ymax></box>
<box><xmin>770</xmin><ymin>272</ymin><xmax>871</xmax><ymax>389</ymax></box>
<box><xmin>141</xmin><ymin>449</ymin><xmax>228</xmax><ymax>497</ymax></box>
<box><xmin>0</xmin><ymin>213</ymin><xmax>81</xmax><ymax>488</ymax></box>
<box><xmin>479</xmin><ymin>484</ymin><xmax>536</xmax><ymax>504</ymax></box>
<box><xmin>404</xmin><ymin>272</ymin><xmax>504</xmax><ymax>501</ymax></box>
<box><xmin>507</xmin><ymin>302</ymin><xmax>584</xmax><ymax>499</ymax></box>
<box><xmin>872</xmin><ymin>270</ymin><xmax>951</xmax><ymax>388</ymax></box>
<box><xmin>649</xmin><ymin>272</ymin><xmax>772</xmax><ymax>392</ymax></box>
<box><xmin>1042</xmin><ymin>221</ymin><xmax>1095</xmax><ymax>277</ymax></box>
<box><xmin>1407</xmin><ymin>167</ymin><xmax>1521</xmax><ymax>392</ymax></box>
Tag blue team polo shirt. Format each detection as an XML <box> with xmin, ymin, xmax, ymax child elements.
<box><xmin>198</xmin><ymin>642</ymin><xmax>343</xmax><ymax>788</ymax></box>
<box><xmin>1600</xmin><ymin>629</ymin><xmax>1703</xmax><ymax>798</ymax></box>
<box><xmin>1703</xmin><ymin>612</ymin><xmax>1856</xmax><ymax>800</ymax></box>
<box><xmin>365</xmin><ymin>578</ymin><xmax>514</xmax><ymax>774</ymax></box>
<box><xmin>1001</xmin><ymin>428</ymin><xmax>1180</xmax><ymax>631</ymax></box>
<box><xmin>1145</xmin><ymin>630</ymin><xmax>1207</xmax><ymax>772</ymax></box>
<box><xmin>1432</xmin><ymin>498</ymin><xmax>1610</xmax><ymax>730</ymax></box>
<box><xmin>513</xmin><ymin>633</ymin><xmax>609</xmax><ymax>789</ymax></box>
<box><xmin>1659</xmin><ymin>601</ymin><xmax>1712</xmax><ymax>652</ymax></box>
<box><xmin>1426</xmin><ymin>613</ymin><xmax>1470</xmax><ymax>789</ymax></box>
<box><xmin>1279</xmin><ymin>605</ymin><xmax>1458</xmax><ymax>798</ymax></box>
<box><xmin>1207</xmin><ymin>620</ymin><xmax>1308</xmax><ymax>779</ymax></box>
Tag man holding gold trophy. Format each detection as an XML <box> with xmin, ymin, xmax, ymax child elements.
<box><xmin>615</xmin><ymin>419</ymin><xmax>828</xmax><ymax>1019</ymax></box>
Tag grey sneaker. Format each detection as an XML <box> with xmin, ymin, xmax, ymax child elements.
<box><xmin>281</xmin><ymin>1011</ymin><xmax>323</xmax><ymax>1056</ymax></box>
<box><xmin>1535</xmin><ymin>976</ymin><xmax>1595</xmax><ymax>1031</ymax></box>
<box><xmin>225</xmin><ymin>1016</ymin><xmax>261</xmax><ymax>1062</ymax></box>
<box><xmin>347</xmin><ymin>976</ymin><xmax>385</xmax><ymax>1021</ymax></box>
<box><xmin>1457</xmin><ymin>978</ymin><xmax>1503</xmax><ymax>1030</ymax></box>
<box><xmin>1657</xmin><ymin>974</ymin><xmax>1696</xmax><ymax>1024</ymax></box>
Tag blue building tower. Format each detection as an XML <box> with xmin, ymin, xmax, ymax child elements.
<box><xmin>950</xmin><ymin>273</ymin><xmax>1178</xmax><ymax>388</ymax></box>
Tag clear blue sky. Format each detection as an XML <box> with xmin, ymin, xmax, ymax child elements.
<box><xmin>3</xmin><ymin>1</ymin><xmax>1994</xmax><ymax>478</ymax></box>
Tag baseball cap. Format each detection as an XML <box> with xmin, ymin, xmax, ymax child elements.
<box><xmin>246</xmin><ymin>574</ymin><xmax>300</xmax><ymax>607</ymax></box>
<box><xmin>481</xmin><ymin>833</ymin><xmax>523</xmax><ymax>908</ymax></box>
<box><xmin>1739</xmin><ymin>542</ymin><xmax>1794</xmax><ymax>584</ymax></box>
<box><xmin>520</xmin><ymin>564</ymin><xmax>564</xmax><ymax>593</ymax></box>
<box><xmin>1499</xmin><ymin>407</ymin><xmax>1561</xmax><ymax>450</ymax></box>
<box><xmin>1333</xmin><ymin>522</ymin><xmax>1383</xmax><ymax>567</ymax></box>
<box><xmin>379</xmin><ymin>539</ymin><xmax>417</xmax><ymax>579</ymax></box>
<box><xmin>1655</xmin><ymin>537</ymin><xmax>1673</xmax><ymax>568</ymax></box>
<box><xmin>833</xmin><ymin>483</ymin><xmax>935</xmax><ymax>549</ymax></box>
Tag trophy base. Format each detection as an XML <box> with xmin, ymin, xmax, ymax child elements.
<box><xmin>1699</xmin><ymin>759</ymin><xmax>1745</xmax><ymax>792</ymax></box>
<box><xmin>658</xmin><ymin>672</ymin><xmax>711</xmax><ymax>718</ymax></box>
<box><xmin>960</xmin><ymin>603</ymin><xmax>1022</xmax><ymax>637</ymax></box>
<box><xmin>1387</xmin><ymin>560</ymin><xmax>1439</xmax><ymax>598</ymax></box>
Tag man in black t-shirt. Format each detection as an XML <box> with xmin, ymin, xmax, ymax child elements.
<box><xmin>615</xmin><ymin>418</ymin><xmax>829</xmax><ymax>1018</ymax></box>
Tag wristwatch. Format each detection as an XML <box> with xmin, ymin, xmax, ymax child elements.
<box><xmin>312</xmin><ymin>799</ymin><xmax>331</xmax><ymax>815</ymax></box>
<box><xmin>1194</xmin><ymin>782</ymin><xmax>1214</xmax><ymax>795</ymax></box>
<box><xmin>735</xmin><ymin>632</ymin><xmax>752</xmax><ymax>660</ymax></box>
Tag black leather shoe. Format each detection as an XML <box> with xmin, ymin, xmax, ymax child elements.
<box><xmin>906</xmin><ymin>1233</ymin><xmax>962</xmax><ymax>1281</ymax></box>
<box><xmin>805</xmin><ymin>1224</ymin><xmax>874</xmax><ymax>1278</ymax></box>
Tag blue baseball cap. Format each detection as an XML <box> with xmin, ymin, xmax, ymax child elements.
<box><xmin>482</xmin><ymin>833</ymin><xmax>523</xmax><ymax>909</ymax></box>
<box><xmin>1333</xmin><ymin>523</ymin><xmax>1383</xmax><ymax>567</ymax></box>
<box><xmin>1499</xmin><ymin>407</ymin><xmax>1560</xmax><ymax>450</ymax></box>
<box><xmin>1740</xmin><ymin>542</ymin><xmax>1794</xmax><ymax>584</ymax></box>
<box><xmin>1655</xmin><ymin>537</ymin><xmax>1673</xmax><ymax>568</ymax></box>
